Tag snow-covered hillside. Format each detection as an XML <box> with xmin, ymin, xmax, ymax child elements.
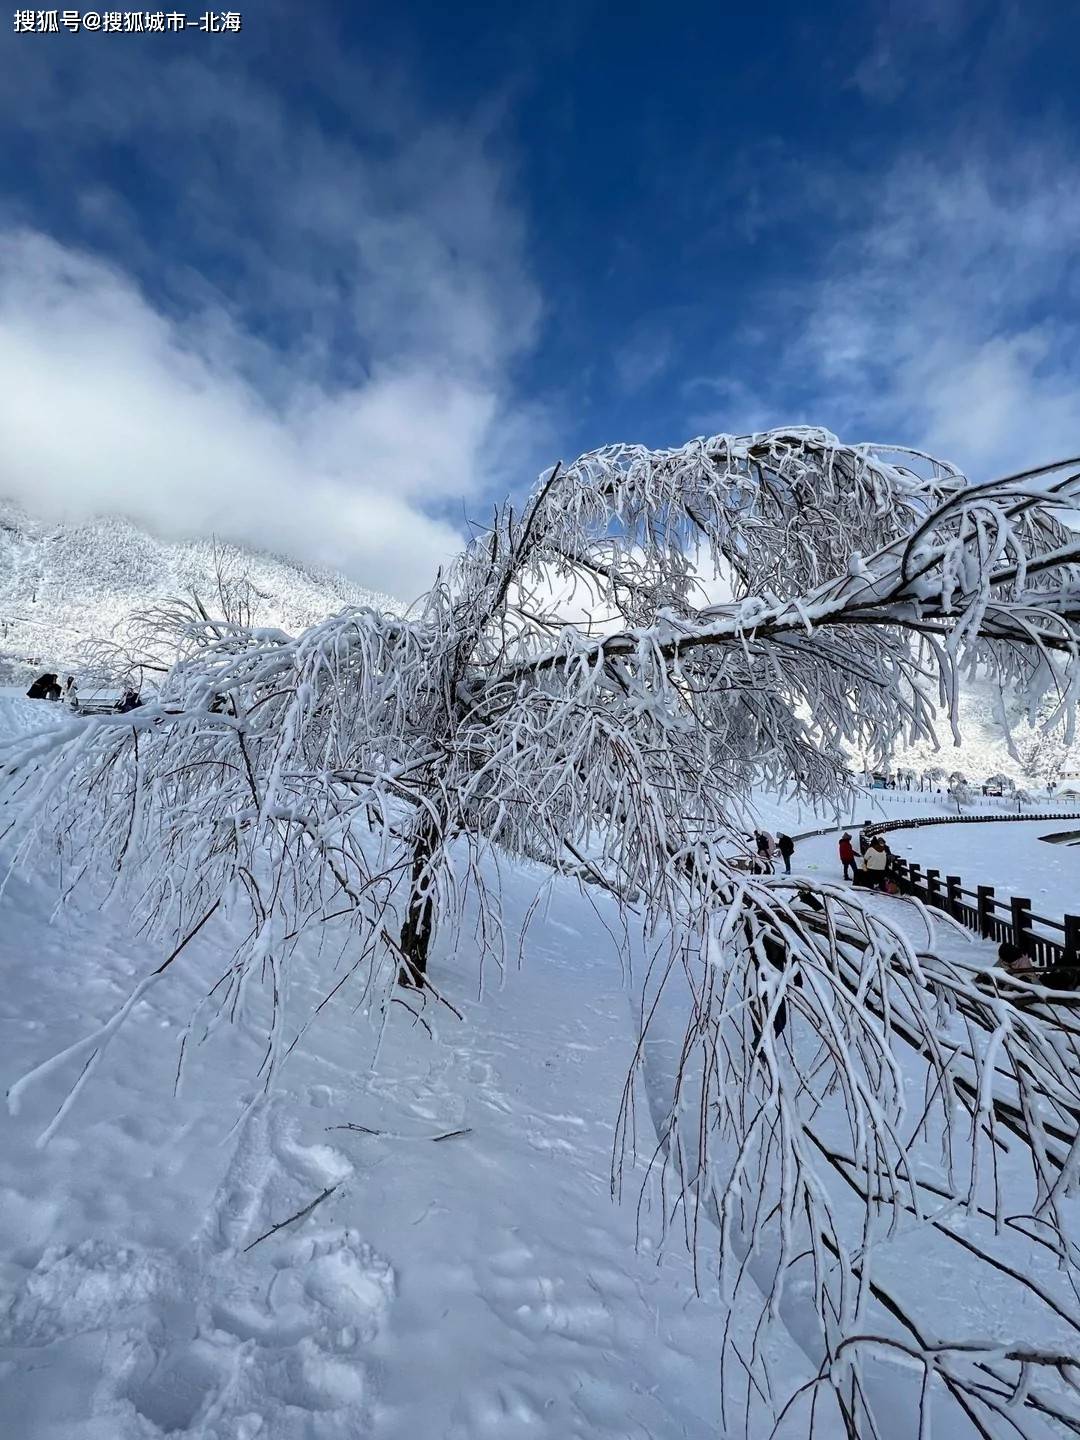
<box><xmin>0</xmin><ymin>499</ymin><xmax>400</xmax><ymax>682</ymax></box>
<box><xmin>890</xmin><ymin>677</ymin><xmax>1080</xmax><ymax>785</ymax></box>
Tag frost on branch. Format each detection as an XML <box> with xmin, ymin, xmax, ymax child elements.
<box><xmin>4</xmin><ymin>428</ymin><xmax>1080</xmax><ymax>1436</ymax></box>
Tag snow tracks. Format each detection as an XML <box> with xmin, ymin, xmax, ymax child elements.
<box><xmin>1</xmin><ymin>1095</ymin><xmax>395</xmax><ymax>1438</ymax></box>
<box><xmin>1</xmin><ymin>859</ymin><xmax>733</xmax><ymax>1438</ymax></box>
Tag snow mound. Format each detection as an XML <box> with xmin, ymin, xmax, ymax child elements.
<box><xmin>0</xmin><ymin>691</ymin><xmax>64</xmax><ymax>743</ymax></box>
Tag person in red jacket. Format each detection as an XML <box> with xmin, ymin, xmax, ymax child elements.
<box><xmin>838</xmin><ymin>831</ymin><xmax>856</xmax><ymax>880</ymax></box>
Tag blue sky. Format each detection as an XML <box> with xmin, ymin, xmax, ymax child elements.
<box><xmin>0</xmin><ymin>0</ymin><xmax>1078</xmax><ymax>597</ymax></box>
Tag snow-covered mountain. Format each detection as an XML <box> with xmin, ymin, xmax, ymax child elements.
<box><xmin>0</xmin><ymin>499</ymin><xmax>400</xmax><ymax>682</ymax></box>
<box><xmin>890</xmin><ymin>678</ymin><xmax>1080</xmax><ymax>786</ymax></box>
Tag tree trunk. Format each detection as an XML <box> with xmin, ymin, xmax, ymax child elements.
<box><xmin>398</xmin><ymin>821</ymin><xmax>436</xmax><ymax>988</ymax></box>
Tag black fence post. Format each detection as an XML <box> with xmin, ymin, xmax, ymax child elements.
<box><xmin>909</xmin><ymin>863</ymin><xmax>922</xmax><ymax>898</ymax></box>
<box><xmin>926</xmin><ymin>868</ymin><xmax>941</xmax><ymax>909</ymax></box>
<box><xmin>977</xmin><ymin>885</ymin><xmax>995</xmax><ymax>939</ymax></box>
<box><xmin>1011</xmin><ymin>896</ymin><xmax>1032</xmax><ymax>951</ymax></box>
<box><xmin>1065</xmin><ymin>914</ymin><xmax>1080</xmax><ymax>966</ymax></box>
<box><xmin>946</xmin><ymin>875</ymin><xmax>962</xmax><ymax>920</ymax></box>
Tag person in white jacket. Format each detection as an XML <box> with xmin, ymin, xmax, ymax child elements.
<box><xmin>862</xmin><ymin>837</ymin><xmax>889</xmax><ymax>888</ymax></box>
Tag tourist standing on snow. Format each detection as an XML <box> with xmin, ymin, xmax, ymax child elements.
<box><xmin>838</xmin><ymin>832</ymin><xmax>856</xmax><ymax>880</ymax></box>
<box><xmin>26</xmin><ymin>672</ymin><xmax>61</xmax><ymax>702</ymax></box>
<box><xmin>858</xmin><ymin>823</ymin><xmax>873</xmax><ymax>857</ymax></box>
<box><xmin>862</xmin><ymin>837</ymin><xmax>889</xmax><ymax>888</ymax></box>
<box><xmin>777</xmin><ymin>833</ymin><xmax>795</xmax><ymax>873</ymax></box>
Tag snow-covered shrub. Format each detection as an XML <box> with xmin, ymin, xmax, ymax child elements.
<box><xmin>948</xmin><ymin>780</ymin><xmax>976</xmax><ymax>811</ymax></box>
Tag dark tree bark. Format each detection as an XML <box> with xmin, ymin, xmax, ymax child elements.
<box><xmin>398</xmin><ymin>818</ymin><xmax>437</xmax><ymax>987</ymax></box>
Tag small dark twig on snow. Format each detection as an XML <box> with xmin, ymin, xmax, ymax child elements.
<box><xmin>242</xmin><ymin>1181</ymin><xmax>341</xmax><ymax>1253</ymax></box>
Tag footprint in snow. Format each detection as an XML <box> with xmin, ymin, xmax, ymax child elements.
<box><xmin>2</xmin><ymin>1098</ymin><xmax>395</xmax><ymax>1440</ymax></box>
<box><xmin>121</xmin><ymin>1228</ymin><xmax>394</xmax><ymax>1438</ymax></box>
<box><xmin>0</xmin><ymin>1238</ymin><xmax>180</xmax><ymax>1347</ymax></box>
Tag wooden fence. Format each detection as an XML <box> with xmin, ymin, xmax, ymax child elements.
<box><xmin>862</xmin><ymin>812</ymin><xmax>1080</xmax><ymax>969</ymax></box>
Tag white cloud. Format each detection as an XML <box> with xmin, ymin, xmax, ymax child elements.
<box><xmin>0</xmin><ymin>44</ymin><xmax>550</xmax><ymax>603</ymax></box>
<box><xmin>0</xmin><ymin>233</ymin><xmax>504</xmax><ymax>600</ymax></box>
<box><xmin>695</xmin><ymin>145</ymin><xmax>1080</xmax><ymax>480</ymax></box>
<box><xmin>801</xmin><ymin>152</ymin><xmax>1080</xmax><ymax>477</ymax></box>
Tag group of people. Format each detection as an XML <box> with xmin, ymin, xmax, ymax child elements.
<box><xmin>753</xmin><ymin>829</ymin><xmax>796</xmax><ymax>873</ymax></box>
<box><xmin>838</xmin><ymin>824</ymin><xmax>895</xmax><ymax>889</ymax></box>
<box><xmin>25</xmin><ymin>673</ymin><xmax>141</xmax><ymax>714</ymax></box>
<box><xmin>25</xmin><ymin>672</ymin><xmax>72</xmax><ymax>703</ymax></box>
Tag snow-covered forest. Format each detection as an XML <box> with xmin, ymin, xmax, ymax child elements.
<box><xmin>2</xmin><ymin>427</ymin><xmax>1080</xmax><ymax>1438</ymax></box>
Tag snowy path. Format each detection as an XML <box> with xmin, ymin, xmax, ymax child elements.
<box><xmin>788</xmin><ymin>811</ymin><xmax>1078</xmax><ymax>944</ymax></box>
<box><xmin>0</xmin><ymin>806</ymin><xmax>735</xmax><ymax>1437</ymax></box>
<box><xmin>875</xmin><ymin>816</ymin><xmax>1080</xmax><ymax>924</ymax></box>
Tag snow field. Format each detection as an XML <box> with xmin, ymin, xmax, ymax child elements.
<box><xmin>879</xmin><ymin>817</ymin><xmax>1080</xmax><ymax>929</ymax></box>
<box><xmin>3</xmin><ymin>687</ymin><xmax>1079</xmax><ymax>1438</ymax></box>
<box><xmin>0</xmin><ymin>686</ymin><xmax>766</xmax><ymax>1439</ymax></box>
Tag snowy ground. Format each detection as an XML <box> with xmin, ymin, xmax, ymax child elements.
<box><xmin>880</xmin><ymin>817</ymin><xmax>1080</xmax><ymax>927</ymax></box>
<box><xmin>2</xmin><ymin>692</ymin><xmax>1078</xmax><ymax>1438</ymax></box>
<box><xmin>0</xmin><ymin>692</ymin><xmax>759</xmax><ymax>1439</ymax></box>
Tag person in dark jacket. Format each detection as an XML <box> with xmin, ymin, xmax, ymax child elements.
<box><xmin>776</xmin><ymin>833</ymin><xmax>795</xmax><ymax>873</ymax></box>
<box><xmin>747</xmin><ymin>928</ymin><xmax>803</xmax><ymax>1040</ymax></box>
<box><xmin>998</xmin><ymin>941</ymin><xmax>1035</xmax><ymax>976</ymax></box>
<box><xmin>838</xmin><ymin>832</ymin><xmax>856</xmax><ymax>880</ymax></box>
<box><xmin>858</xmin><ymin>823</ymin><xmax>873</xmax><ymax>857</ymax></box>
<box><xmin>997</xmin><ymin>942</ymin><xmax>1079</xmax><ymax>994</ymax></box>
<box><xmin>26</xmin><ymin>672</ymin><xmax>61</xmax><ymax>701</ymax></box>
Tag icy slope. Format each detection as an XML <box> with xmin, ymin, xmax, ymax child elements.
<box><xmin>0</xmin><ymin>499</ymin><xmax>400</xmax><ymax>680</ymax></box>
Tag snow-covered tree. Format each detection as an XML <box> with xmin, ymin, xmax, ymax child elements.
<box><xmin>5</xmin><ymin>427</ymin><xmax>1080</xmax><ymax>1437</ymax></box>
<box><xmin>981</xmin><ymin>771</ymin><xmax>1015</xmax><ymax>801</ymax></box>
<box><xmin>948</xmin><ymin>778</ymin><xmax>976</xmax><ymax>812</ymax></box>
<box><xmin>1018</xmin><ymin>729</ymin><xmax>1071</xmax><ymax>787</ymax></box>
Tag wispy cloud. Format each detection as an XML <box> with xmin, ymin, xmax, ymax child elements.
<box><xmin>848</xmin><ymin>0</ymin><xmax>981</xmax><ymax>102</ymax></box>
<box><xmin>690</xmin><ymin>140</ymin><xmax>1080</xmax><ymax>478</ymax></box>
<box><xmin>613</xmin><ymin>324</ymin><xmax>674</xmax><ymax>395</ymax></box>
<box><xmin>0</xmin><ymin>39</ymin><xmax>548</xmax><ymax>600</ymax></box>
<box><xmin>795</xmin><ymin>147</ymin><xmax>1080</xmax><ymax>476</ymax></box>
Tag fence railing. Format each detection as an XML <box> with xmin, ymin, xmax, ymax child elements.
<box><xmin>855</xmin><ymin>789</ymin><xmax>1078</xmax><ymax>813</ymax></box>
<box><xmin>862</xmin><ymin>812</ymin><xmax>1080</xmax><ymax>969</ymax></box>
